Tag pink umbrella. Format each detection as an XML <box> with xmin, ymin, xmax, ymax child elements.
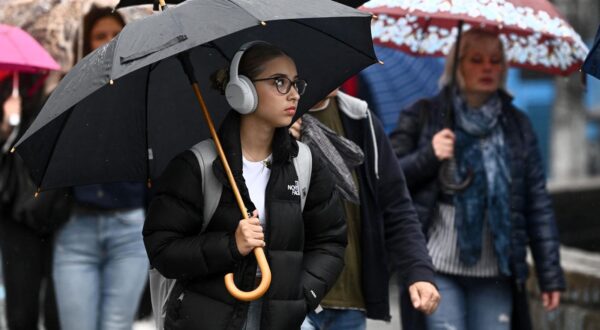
<box><xmin>362</xmin><ymin>0</ymin><xmax>588</xmax><ymax>76</ymax></box>
<box><xmin>0</xmin><ymin>24</ymin><xmax>59</xmax><ymax>125</ymax></box>
<box><xmin>0</xmin><ymin>24</ymin><xmax>60</xmax><ymax>73</ymax></box>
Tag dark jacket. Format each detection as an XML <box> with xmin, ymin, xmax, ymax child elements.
<box><xmin>143</xmin><ymin>112</ymin><xmax>346</xmax><ymax>330</ymax></box>
<box><xmin>334</xmin><ymin>92</ymin><xmax>435</xmax><ymax>321</ymax></box>
<box><xmin>389</xmin><ymin>89</ymin><xmax>566</xmax><ymax>328</ymax></box>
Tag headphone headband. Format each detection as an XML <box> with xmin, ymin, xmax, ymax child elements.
<box><xmin>229</xmin><ymin>40</ymin><xmax>271</xmax><ymax>79</ymax></box>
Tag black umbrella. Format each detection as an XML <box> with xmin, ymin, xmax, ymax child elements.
<box><xmin>14</xmin><ymin>0</ymin><xmax>377</xmax><ymax>300</ymax></box>
<box><xmin>583</xmin><ymin>25</ymin><xmax>600</xmax><ymax>80</ymax></box>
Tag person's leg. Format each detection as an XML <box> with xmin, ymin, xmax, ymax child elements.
<box><xmin>0</xmin><ymin>220</ymin><xmax>44</xmax><ymax>330</ymax></box>
<box><xmin>99</xmin><ymin>208</ymin><xmax>149</xmax><ymax>330</ymax></box>
<box><xmin>53</xmin><ymin>212</ymin><xmax>102</xmax><ymax>330</ymax></box>
<box><xmin>301</xmin><ymin>309</ymin><xmax>365</xmax><ymax>330</ymax></box>
<box><xmin>301</xmin><ymin>310</ymin><xmax>322</xmax><ymax>330</ymax></box>
<box><xmin>425</xmin><ymin>273</ymin><xmax>467</xmax><ymax>330</ymax></box>
<box><xmin>323</xmin><ymin>309</ymin><xmax>366</xmax><ymax>330</ymax></box>
<box><xmin>465</xmin><ymin>277</ymin><xmax>512</xmax><ymax>330</ymax></box>
<box><xmin>42</xmin><ymin>234</ymin><xmax>61</xmax><ymax>330</ymax></box>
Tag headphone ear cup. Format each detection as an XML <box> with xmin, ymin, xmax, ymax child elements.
<box><xmin>225</xmin><ymin>75</ymin><xmax>258</xmax><ymax>114</ymax></box>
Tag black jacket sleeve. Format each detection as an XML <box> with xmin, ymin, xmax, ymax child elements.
<box><xmin>518</xmin><ymin>114</ymin><xmax>566</xmax><ymax>292</ymax></box>
<box><xmin>373</xmin><ymin>115</ymin><xmax>435</xmax><ymax>286</ymax></box>
<box><xmin>301</xmin><ymin>147</ymin><xmax>347</xmax><ymax>311</ymax></box>
<box><xmin>389</xmin><ymin>100</ymin><xmax>441</xmax><ymax>190</ymax></box>
<box><xmin>143</xmin><ymin>151</ymin><xmax>242</xmax><ymax>280</ymax></box>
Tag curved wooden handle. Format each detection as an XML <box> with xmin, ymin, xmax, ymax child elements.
<box><xmin>224</xmin><ymin>247</ymin><xmax>272</xmax><ymax>301</ymax></box>
<box><xmin>189</xmin><ymin>82</ymin><xmax>271</xmax><ymax>301</ymax></box>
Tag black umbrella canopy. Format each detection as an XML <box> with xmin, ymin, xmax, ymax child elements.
<box><xmin>583</xmin><ymin>25</ymin><xmax>600</xmax><ymax>80</ymax></box>
<box><xmin>15</xmin><ymin>0</ymin><xmax>377</xmax><ymax>189</ymax></box>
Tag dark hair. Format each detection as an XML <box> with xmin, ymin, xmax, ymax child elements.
<box><xmin>210</xmin><ymin>43</ymin><xmax>289</xmax><ymax>94</ymax></box>
<box><xmin>82</xmin><ymin>5</ymin><xmax>126</xmax><ymax>57</ymax></box>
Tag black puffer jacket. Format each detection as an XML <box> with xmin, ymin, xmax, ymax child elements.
<box><xmin>143</xmin><ymin>112</ymin><xmax>347</xmax><ymax>330</ymax></box>
<box><xmin>389</xmin><ymin>89</ymin><xmax>565</xmax><ymax>291</ymax></box>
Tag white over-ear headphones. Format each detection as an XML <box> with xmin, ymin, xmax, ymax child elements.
<box><xmin>225</xmin><ymin>40</ymin><xmax>271</xmax><ymax>114</ymax></box>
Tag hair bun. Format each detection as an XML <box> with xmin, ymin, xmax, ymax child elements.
<box><xmin>209</xmin><ymin>68</ymin><xmax>229</xmax><ymax>95</ymax></box>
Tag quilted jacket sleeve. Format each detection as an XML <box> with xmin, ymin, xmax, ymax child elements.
<box><xmin>519</xmin><ymin>113</ymin><xmax>566</xmax><ymax>291</ymax></box>
<box><xmin>143</xmin><ymin>151</ymin><xmax>242</xmax><ymax>280</ymax></box>
<box><xmin>389</xmin><ymin>100</ymin><xmax>441</xmax><ymax>189</ymax></box>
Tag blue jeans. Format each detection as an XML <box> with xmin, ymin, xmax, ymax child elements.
<box><xmin>301</xmin><ymin>309</ymin><xmax>366</xmax><ymax>330</ymax></box>
<box><xmin>53</xmin><ymin>208</ymin><xmax>149</xmax><ymax>330</ymax></box>
<box><xmin>426</xmin><ymin>273</ymin><xmax>513</xmax><ymax>330</ymax></box>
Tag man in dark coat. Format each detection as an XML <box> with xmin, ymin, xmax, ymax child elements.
<box><xmin>291</xmin><ymin>90</ymin><xmax>439</xmax><ymax>329</ymax></box>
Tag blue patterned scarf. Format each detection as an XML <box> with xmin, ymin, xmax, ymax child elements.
<box><xmin>453</xmin><ymin>92</ymin><xmax>511</xmax><ymax>275</ymax></box>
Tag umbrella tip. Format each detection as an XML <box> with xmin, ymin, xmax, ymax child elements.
<box><xmin>260</xmin><ymin>21</ymin><xmax>267</xmax><ymax>26</ymax></box>
<box><xmin>378</xmin><ymin>60</ymin><xmax>385</xmax><ymax>65</ymax></box>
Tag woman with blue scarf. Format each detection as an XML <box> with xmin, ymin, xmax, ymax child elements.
<box><xmin>390</xmin><ymin>29</ymin><xmax>565</xmax><ymax>330</ymax></box>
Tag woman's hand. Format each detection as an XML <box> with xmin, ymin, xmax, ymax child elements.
<box><xmin>289</xmin><ymin>118</ymin><xmax>302</xmax><ymax>140</ymax></box>
<box><xmin>1</xmin><ymin>95</ymin><xmax>21</xmax><ymax>138</ymax></box>
<box><xmin>432</xmin><ymin>128</ymin><xmax>455</xmax><ymax>161</ymax></box>
<box><xmin>235</xmin><ymin>210</ymin><xmax>265</xmax><ymax>256</ymax></box>
<box><xmin>542</xmin><ymin>291</ymin><xmax>561</xmax><ymax>311</ymax></box>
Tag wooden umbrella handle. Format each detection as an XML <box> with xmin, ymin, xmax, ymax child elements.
<box><xmin>190</xmin><ymin>82</ymin><xmax>271</xmax><ymax>301</ymax></box>
<box><xmin>224</xmin><ymin>247</ymin><xmax>272</xmax><ymax>301</ymax></box>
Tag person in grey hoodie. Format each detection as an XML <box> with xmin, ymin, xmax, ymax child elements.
<box><xmin>291</xmin><ymin>89</ymin><xmax>439</xmax><ymax>329</ymax></box>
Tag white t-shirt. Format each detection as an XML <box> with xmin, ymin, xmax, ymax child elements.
<box><xmin>242</xmin><ymin>155</ymin><xmax>272</xmax><ymax>226</ymax></box>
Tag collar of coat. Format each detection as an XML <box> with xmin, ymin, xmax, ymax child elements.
<box><xmin>211</xmin><ymin>110</ymin><xmax>299</xmax><ymax>190</ymax></box>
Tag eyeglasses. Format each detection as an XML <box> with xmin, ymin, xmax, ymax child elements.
<box><xmin>252</xmin><ymin>76</ymin><xmax>307</xmax><ymax>96</ymax></box>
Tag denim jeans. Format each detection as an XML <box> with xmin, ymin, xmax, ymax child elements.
<box><xmin>301</xmin><ymin>309</ymin><xmax>366</xmax><ymax>330</ymax></box>
<box><xmin>426</xmin><ymin>273</ymin><xmax>513</xmax><ymax>330</ymax></box>
<box><xmin>53</xmin><ymin>208</ymin><xmax>149</xmax><ymax>330</ymax></box>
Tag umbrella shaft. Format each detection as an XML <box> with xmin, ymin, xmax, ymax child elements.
<box><xmin>12</xmin><ymin>72</ymin><xmax>19</xmax><ymax>97</ymax></box>
<box><xmin>190</xmin><ymin>83</ymin><xmax>248</xmax><ymax>219</ymax></box>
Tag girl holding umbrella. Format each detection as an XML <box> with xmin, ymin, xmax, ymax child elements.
<box><xmin>390</xmin><ymin>29</ymin><xmax>565</xmax><ymax>329</ymax></box>
<box><xmin>143</xmin><ymin>42</ymin><xmax>347</xmax><ymax>330</ymax></box>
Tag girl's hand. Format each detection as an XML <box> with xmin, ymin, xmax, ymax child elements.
<box><xmin>234</xmin><ymin>210</ymin><xmax>265</xmax><ymax>256</ymax></box>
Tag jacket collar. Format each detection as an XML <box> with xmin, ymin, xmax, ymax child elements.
<box><xmin>211</xmin><ymin>111</ymin><xmax>298</xmax><ymax>188</ymax></box>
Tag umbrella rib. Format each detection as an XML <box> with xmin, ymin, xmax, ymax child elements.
<box><xmin>143</xmin><ymin>65</ymin><xmax>152</xmax><ymax>187</ymax></box>
<box><xmin>203</xmin><ymin>42</ymin><xmax>232</xmax><ymax>62</ymax></box>
<box><xmin>225</xmin><ymin>0</ymin><xmax>263</xmax><ymax>24</ymax></box>
<box><xmin>6</xmin><ymin>31</ymin><xmax>30</xmax><ymax>68</ymax></box>
<box><xmin>290</xmin><ymin>19</ymin><xmax>378</xmax><ymax>62</ymax></box>
<box><xmin>37</xmin><ymin>107</ymin><xmax>75</xmax><ymax>190</ymax></box>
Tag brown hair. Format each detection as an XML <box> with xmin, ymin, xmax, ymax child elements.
<box><xmin>210</xmin><ymin>43</ymin><xmax>289</xmax><ymax>94</ymax></box>
<box><xmin>82</xmin><ymin>5</ymin><xmax>126</xmax><ymax>57</ymax></box>
<box><xmin>438</xmin><ymin>28</ymin><xmax>508</xmax><ymax>90</ymax></box>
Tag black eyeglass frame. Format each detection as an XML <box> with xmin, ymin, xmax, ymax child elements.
<box><xmin>251</xmin><ymin>76</ymin><xmax>307</xmax><ymax>96</ymax></box>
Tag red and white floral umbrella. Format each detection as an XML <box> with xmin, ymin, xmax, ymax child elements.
<box><xmin>362</xmin><ymin>0</ymin><xmax>588</xmax><ymax>75</ymax></box>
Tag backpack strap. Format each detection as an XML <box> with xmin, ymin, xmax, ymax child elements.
<box><xmin>293</xmin><ymin>141</ymin><xmax>312</xmax><ymax>212</ymax></box>
<box><xmin>190</xmin><ymin>140</ymin><xmax>221</xmax><ymax>232</ymax></box>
